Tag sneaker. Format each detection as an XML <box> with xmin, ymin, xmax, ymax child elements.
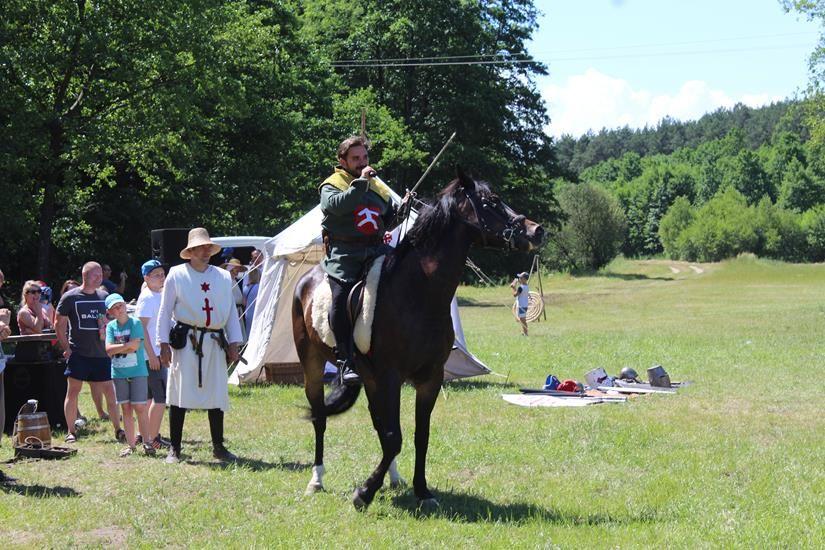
<box><xmin>212</xmin><ymin>445</ymin><xmax>238</xmax><ymax>462</ymax></box>
<box><xmin>115</xmin><ymin>429</ymin><xmax>127</xmax><ymax>443</ymax></box>
<box><xmin>65</xmin><ymin>432</ymin><xmax>77</xmax><ymax>444</ymax></box>
<box><xmin>135</xmin><ymin>434</ymin><xmax>143</xmax><ymax>445</ymax></box>
<box><xmin>153</xmin><ymin>435</ymin><xmax>171</xmax><ymax>449</ymax></box>
<box><xmin>142</xmin><ymin>443</ymin><xmax>156</xmax><ymax>456</ymax></box>
<box><xmin>337</xmin><ymin>359</ymin><xmax>360</xmax><ymax>386</ymax></box>
<box><xmin>119</xmin><ymin>446</ymin><xmax>135</xmax><ymax>457</ymax></box>
<box><xmin>0</xmin><ymin>470</ymin><xmax>17</xmax><ymax>484</ymax></box>
<box><xmin>165</xmin><ymin>449</ymin><xmax>181</xmax><ymax>464</ymax></box>
<box><xmin>99</xmin><ymin>412</ymin><xmax>110</xmax><ymax>421</ymax></box>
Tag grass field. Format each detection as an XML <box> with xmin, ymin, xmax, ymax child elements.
<box><xmin>1</xmin><ymin>256</ymin><xmax>823</xmax><ymax>548</ymax></box>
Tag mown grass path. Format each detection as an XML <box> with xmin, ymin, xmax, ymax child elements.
<box><xmin>1</xmin><ymin>257</ymin><xmax>822</xmax><ymax>547</ymax></box>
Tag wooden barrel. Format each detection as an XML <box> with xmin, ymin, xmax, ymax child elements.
<box><xmin>16</xmin><ymin>412</ymin><xmax>52</xmax><ymax>448</ymax></box>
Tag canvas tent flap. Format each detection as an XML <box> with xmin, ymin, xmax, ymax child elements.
<box><xmin>228</xmin><ymin>182</ymin><xmax>491</xmax><ymax>385</ymax></box>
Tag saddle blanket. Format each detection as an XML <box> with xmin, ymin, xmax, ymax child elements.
<box><xmin>311</xmin><ymin>255</ymin><xmax>384</xmax><ymax>355</ymax></box>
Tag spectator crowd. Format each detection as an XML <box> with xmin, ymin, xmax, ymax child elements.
<box><xmin>0</xmin><ymin>246</ymin><xmax>262</xmax><ymax>466</ymax></box>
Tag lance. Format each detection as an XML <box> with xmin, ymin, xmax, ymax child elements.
<box><xmin>409</xmin><ymin>131</ymin><xmax>456</xmax><ymax>196</ymax></box>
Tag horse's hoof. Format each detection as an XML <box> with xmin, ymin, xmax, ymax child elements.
<box><xmin>418</xmin><ymin>497</ymin><xmax>440</xmax><ymax>512</ymax></box>
<box><xmin>389</xmin><ymin>477</ymin><xmax>407</xmax><ymax>489</ymax></box>
<box><xmin>305</xmin><ymin>481</ymin><xmax>324</xmax><ymax>495</ymax></box>
<box><xmin>352</xmin><ymin>488</ymin><xmax>370</xmax><ymax>511</ymax></box>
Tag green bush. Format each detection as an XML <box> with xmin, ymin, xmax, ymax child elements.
<box><xmin>545</xmin><ymin>183</ymin><xmax>627</xmax><ymax>271</ymax></box>
<box><xmin>802</xmin><ymin>205</ymin><xmax>825</xmax><ymax>262</ymax></box>
<box><xmin>677</xmin><ymin>188</ymin><xmax>759</xmax><ymax>262</ymax></box>
<box><xmin>658</xmin><ymin>196</ymin><xmax>694</xmax><ymax>259</ymax></box>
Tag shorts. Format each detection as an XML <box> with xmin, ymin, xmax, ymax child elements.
<box><xmin>114</xmin><ymin>376</ymin><xmax>149</xmax><ymax>405</ymax></box>
<box><xmin>147</xmin><ymin>364</ymin><xmax>168</xmax><ymax>404</ymax></box>
<box><xmin>65</xmin><ymin>355</ymin><xmax>112</xmax><ymax>382</ymax></box>
<box><xmin>517</xmin><ymin>306</ymin><xmax>528</xmax><ymax>319</ymax></box>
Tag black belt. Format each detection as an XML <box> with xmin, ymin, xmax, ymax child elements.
<box><xmin>181</xmin><ymin>323</ymin><xmax>227</xmax><ymax>388</ymax></box>
<box><xmin>322</xmin><ymin>229</ymin><xmax>383</xmax><ymax>247</ymax></box>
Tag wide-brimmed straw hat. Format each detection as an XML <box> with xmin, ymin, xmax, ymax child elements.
<box><xmin>180</xmin><ymin>227</ymin><xmax>222</xmax><ymax>260</ymax></box>
<box><xmin>221</xmin><ymin>258</ymin><xmax>248</xmax><ymax>272</ymax></box>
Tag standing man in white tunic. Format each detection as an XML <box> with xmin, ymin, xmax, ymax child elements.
<box><xmin>157</xmin><ymin>228</ymin><xmax>242</xmax><ymax>464</ymax></box>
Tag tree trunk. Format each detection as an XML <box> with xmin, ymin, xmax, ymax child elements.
<box><xmin>36</xmin><ymin>179</ymin><xmax>57</xmax><ymax>278</ymax></box>
<box><xmin>37</xmin><ymin>119</ymin><xmax>64</xmax><ymax>277</ymax></box>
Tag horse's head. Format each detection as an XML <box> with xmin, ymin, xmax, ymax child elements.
<box><xmin>450</xmin><ymin>168</ymin><xmax>544</xmax><ymax>252</ymax></box>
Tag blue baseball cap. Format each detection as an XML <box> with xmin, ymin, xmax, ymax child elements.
<box><xmin>105</xmin><ymin>293</ymin><xmax>125</xmax><ymax>310</ymax></box>
<box><xmin>141</xmin><ymin>259</ymin><xmax>163</xmax><ymax>277</ymax></box>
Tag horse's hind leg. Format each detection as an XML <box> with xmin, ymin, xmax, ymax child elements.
<box><xmin>353</xmin><ymin>372</ymin><xmax>402</xmax><ymax>510</ymax></box>
<box><xmin>302</xmin><ymin>349</ymin><xmax>328</xmax><ymax>495</ymax></box>
<box><xmin>413</xmin><ymin>376</ymin><xmax>441</xmax><ymax>508</ymax></box>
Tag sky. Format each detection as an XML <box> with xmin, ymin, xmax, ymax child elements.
<box><xmin>528</xmin><ymin>0</ymin><xmax>821</xmax><ymax>137</ymax></box>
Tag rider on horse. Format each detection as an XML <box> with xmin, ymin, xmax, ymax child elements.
<box><xmin>319</xmin><ymin>136</ymin><xmax>405</xmax><ymax>385</ymax></box>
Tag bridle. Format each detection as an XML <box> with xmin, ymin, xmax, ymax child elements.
<box><xmin>460</xmin><ymin>186</ymin><xmax>526</xmax><ymax>250</ymax></box>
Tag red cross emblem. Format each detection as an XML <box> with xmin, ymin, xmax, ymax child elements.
<box><xmin>354</xmin><ymin>205</ymin><xmax>381</xmax><ymax>235</ymax></box>
<box><xmin>383</xmin><ymin>232</ymin><xmax>393</xmax><ymax>245</ymax></box>
<box><xmin>201</xmin><ymin>282</ymin><xmax>210</xmax><ymax>292</ymax></box>
<box><xmin>202</xmin><ymin>298</ymin><xmax>213</xmax><ymax>326</ymax></box>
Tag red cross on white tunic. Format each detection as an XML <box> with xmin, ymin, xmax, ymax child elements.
<box><xmin>200</xmin><ymin>282</ymin><xmax>212</xmax><ymax>326</ymax></box>
<box><xmin>202</xmin><ymin>298</ymin><xmax>213</xmax><ymax>327</ymax></box>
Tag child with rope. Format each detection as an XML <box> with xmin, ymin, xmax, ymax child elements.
<box><xmin>510</xmin><ymin>272</ymin><xmax>530</xmax><ymax>336</ymax></box>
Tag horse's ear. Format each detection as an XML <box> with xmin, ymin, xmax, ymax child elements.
<box><xmin>455</xmin><ymin>166</ymin><xmax>476</xmax><ymax>191</ymax></box>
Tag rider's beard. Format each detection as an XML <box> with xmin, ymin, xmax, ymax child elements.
<box><xmin>341</xmin><ymin>159</ymin><xmax>366</xmax><ymax>178</ymax></box>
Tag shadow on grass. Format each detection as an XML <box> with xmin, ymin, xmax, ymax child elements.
<box><xmin>444</xmin><ymin>379</ymin><xmax>518</xmax><ymax>392</ymax></box>
<box><xmin>1</xmin><ymin>481</ymin><xmax>80</xmax><ymax>498</ymax></box>
<box><xmin>599</xmin><ymin>272</ymin><xmax>672</xmax><ymax>282</ymax></box>
<box><xmin>390</xmin><ymin>489</ymin><xmax>660</xmax><ymax>525</ymax></box>
<box><xmin>188</xmin><ymin>456</ymin><xmax>312</xmax><ymax>472</ymax></box>
<box><xmin>456</xmin><ymin>296</ymin><xmax>504</xmax><ymax>308</ymax></box>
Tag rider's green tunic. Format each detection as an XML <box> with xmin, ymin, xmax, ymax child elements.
<box><xmin>319</xmin><ymin>168</ymin><xmax>396</xmax><ymax>283</ymax></box>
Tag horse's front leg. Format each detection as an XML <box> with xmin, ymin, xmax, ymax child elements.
<box><xmin>365</xmin><ymin>386</ymin><xmax>406</xmax><ymax>489</ymax></box>
<box><xmin>353</xmin><ymin>371</ymin><xmax>402</xmax><ymax>510</ymax></box>
<box><xmin>303</xmin><ymin>356</ymin><xmax>328</xmax><ymax>495</ymax></box>
<box><xmin>413</xmin><ymin>375</ymin><xmax>442</xmax><ymax>509</ymax></box>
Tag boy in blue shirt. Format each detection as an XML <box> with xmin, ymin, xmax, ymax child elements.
<box><xmin>104</xmin><ymin>294</ymin><xmax>154</xmax><ymax>456</ymax></box>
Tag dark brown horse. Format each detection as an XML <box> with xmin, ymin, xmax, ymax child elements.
<box><xmin>292</xmin><ymin>169</ymin><xmax>544</xmax><ymax>510</ymax></box>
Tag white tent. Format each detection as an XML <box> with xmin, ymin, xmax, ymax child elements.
<box><xmin>219</xmin><ymin>188</ymin><xmax>490</xmax><ymax>385</ymax></box>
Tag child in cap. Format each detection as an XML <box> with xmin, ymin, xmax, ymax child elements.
<box><xmin>510</xmin><ymin>272</ymin><xmax>530</xmax><ymax>336</ymax></box>
<box><xmin>135</xmin><ymin>260</ymin><xmax>170</xmax><ymax>451</ymax></box>
<box><xmin>103</xmin><ymin>293</ymin><xmax>154</xmax><ymax>456</ymax></box>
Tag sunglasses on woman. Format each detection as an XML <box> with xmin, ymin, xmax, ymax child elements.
<box><xmin>26</xmin><ymin>289</ymin><xmax>42</xmax><ymax>294</ymax></box>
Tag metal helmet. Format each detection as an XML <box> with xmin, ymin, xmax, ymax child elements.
<box><xmin>619</xmin><ymin>367</ymin><xmax>639</xmax><ymax>382</ymax></box>
<box><xmin>647</xmin><ymin>365</ymin><xmax>671</xmax><ymax>387</ymax></box>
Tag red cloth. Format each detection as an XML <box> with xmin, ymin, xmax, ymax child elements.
<box><xmin>557</xmin><ymin>379</ymin><xmax>579</xmax><ymax>392</ymax></box>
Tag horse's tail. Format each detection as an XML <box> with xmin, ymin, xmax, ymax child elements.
<box><xmin>323</xmin><ymin>382</ymin><xmax>362</xmax><ymax>416</ymax></box>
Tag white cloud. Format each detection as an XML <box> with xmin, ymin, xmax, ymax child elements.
<box><xmin>542</xmin><ymin>68</ymin><xmax>784</xmax><ymax>138</ymax></box>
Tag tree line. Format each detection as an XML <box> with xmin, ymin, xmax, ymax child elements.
<box><xmin>0</xmin><ymin>0</ymin><xmax>558</xmax><ymax>292</ymax></box>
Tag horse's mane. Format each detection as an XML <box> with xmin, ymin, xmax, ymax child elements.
<box><xmin>391</xmin><ymin>176</ymin><xmax>491</xmax><ymax>259</ymax></box>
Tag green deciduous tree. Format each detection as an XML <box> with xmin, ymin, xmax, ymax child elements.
<box><xmin>546</xmin><ymin>183</ymin><xmax>626</xmax><ymax>271</ymax></box>
<box><xmin>297</xmin><ymin>0</ymin><xmax>558</xmax><ymax>214</ymax></box>
<box><xmin>777</xmin><ymin>157</ymin><xmax>824</xmax><ymax>211</ymax></box>
<box><xmin>658</xmin><ymin>196</ymin><xmax>694</xmax><ymax>259</ymax></box>
<box><xmin>1</xmin><ymin>0</ymin><xmax>331</xmax><ymax>280</ymax></box>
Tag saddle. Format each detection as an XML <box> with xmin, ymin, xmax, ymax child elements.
<box><xmin>312</xmin><ymin>255</ymin><xmax>386</xmax><ymax>355</ymax></box>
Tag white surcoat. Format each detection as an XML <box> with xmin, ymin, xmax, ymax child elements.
<box><xmin>157</xmin><ymin>264</ymin><xmax>242</xmax><ymax>411</ymax></box>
